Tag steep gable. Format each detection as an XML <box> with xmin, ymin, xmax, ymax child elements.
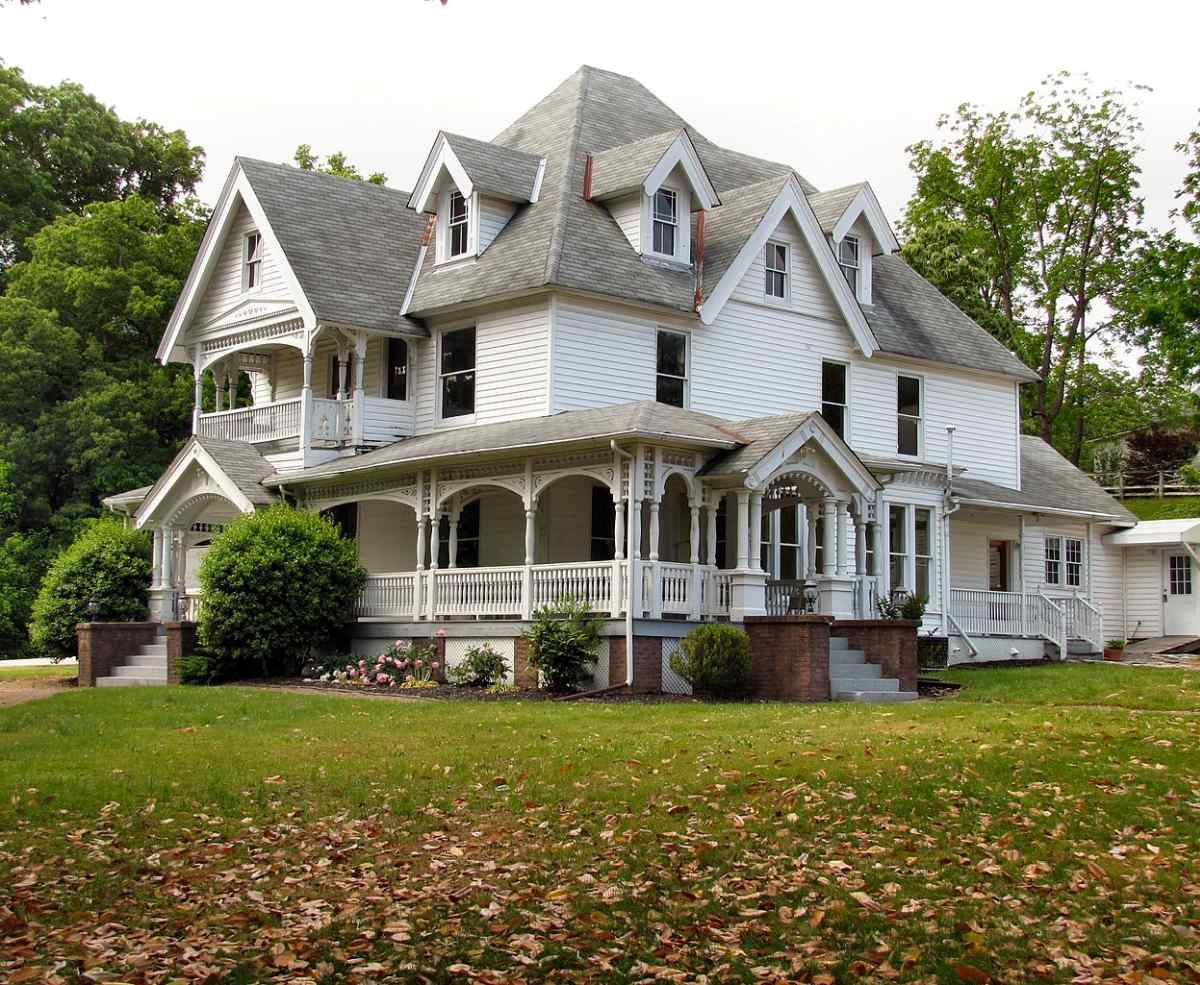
<box><xmin>192</xmin><ymin>201</ymin><xmax>292</xmax><ymax>331</ymax></box>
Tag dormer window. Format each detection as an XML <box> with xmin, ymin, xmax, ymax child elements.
<box><xmin>243</xmin><ymin>232</ymin><xmax>262</xmax><ymax>290</ymax></box>
<box><xmin>448</xmin><ymin>191</ymin><xmax>470</xmax><ymax>258</ymax></box>
<box><xmin>652</xmin><ymin>189</ymin><xmax>678</xmax><ymax>256</ymax></box>
<box><xmin>837</xmin><ymin>235</ymin><xmax>860</xmax><ymax>293</ymax></box>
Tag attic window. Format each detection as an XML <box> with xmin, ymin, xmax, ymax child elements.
<box><xmin>652</xmin><ymin>189</ymin><xmax>678</xmax><ymax>256</ymax></box>
<box><xmin>765</xmin><ymin>242</ymin><xmax>788</xmax><ymax>300</ymax></box>
<box><xmin>448</xmin><ymin>191</ymin><xmax>470</xmax><ymax>258</ymax></box>
<box><xmin>244</xmin><ymin>232</ymin><xmax>263</xmax><ymax>290</ymax></box>
<box><xmin>837</xmin><ymin>235</ymin><xmax>860</xmax><ymax>293</ymax></box>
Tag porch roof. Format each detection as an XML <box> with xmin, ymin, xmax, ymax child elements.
<box><xmin>102</xmin><ymin>485</ymin><xmax>153</xmax><ymax>514</ymax></box>
<box><xmin>1106</xmin><ymin>518</ymin><xmax>1200</xmax><ymax>547</ymax></box>
<box><xmin>263</xmin><ymin>401</ymin><xmax>744</xmax><ymax>487</ymax></box>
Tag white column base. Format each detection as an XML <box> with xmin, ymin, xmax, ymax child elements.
<box><xmin>729</xmin><ymin>568</ymin><xmax>768</xmax><ymax>622</ymax></box>
<box><xmin>816</xmin><ymin>575</ymin><xmax>857</xmax><ymax>620</ymax></box>
<box><xmin>149</xmin><ymin>587</ymin><xmax>173</xmax><ymax>623</ymax></box>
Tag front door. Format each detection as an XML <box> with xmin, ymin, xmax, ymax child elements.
<box><xmin>1164</xmin><ymin>553</ymin><xmax>1198</xmax><ymax>635</ymax></box>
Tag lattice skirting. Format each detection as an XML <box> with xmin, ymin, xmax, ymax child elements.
<box><xmin>660</xmin><ymin>638</ymin><xmax>692</xmax><ymax>695</ymax></box>
<box><xmin>591</xmin><ymin>639</ymin><xmax>611</xmax><ymax>689</ymax></box>
<box><xmin>443</xmin><ymin>638</ymin><xmax>516</xmax><ymax>685</ymax></box>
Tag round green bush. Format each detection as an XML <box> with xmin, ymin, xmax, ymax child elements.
<box><xmin>669</xmin><ymin>623</ymin><xmax>751</xmax><ymax>697</ymax></box>
<box><xmin>198</xmin><ymin>505</ymin><xmax>366</xmax><ymax>680</ymax></box>
<box><xmin>522</xmin><ymin>597</ymin><xmax>600</xmax><ymax>692</ymax></box>
<box><xmin>30</xmin><ymin>518</ymin><xmax>151</xmax><ymax>661</ymax></box>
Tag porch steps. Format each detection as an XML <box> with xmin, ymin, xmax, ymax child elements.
<box><xmin>828</xmin><ymin>636</ymin><xmax>917</xmax><ymax>703</ymax></box>
<box><xmin>96</xmin><ymin>634</ymin><xmax>169</xmax><ymax>687</ymax></box>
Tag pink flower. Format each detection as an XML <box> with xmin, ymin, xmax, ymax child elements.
<box><xmin>414</xmin><ymin>659</ymin><xmax>423</xmax><ymax>669</ymax></box>
<box><xmin>431</xmin><ymin>661</ymin><xmax>440</xmax><ymax>670</ymax></box>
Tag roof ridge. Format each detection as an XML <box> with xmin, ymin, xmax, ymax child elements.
<box><xmin>542</xmin><ymin>65</ymin><xmax>590</xmax><ymax>288</ymax></box>
<box><xmin>236</xmin><ymin>155</ymin><xmax>410</xmax><ymax>199</ymax></box>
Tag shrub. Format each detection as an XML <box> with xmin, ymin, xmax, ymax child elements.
<box><xmin>449</xmin><ymin>642</ymin><xmax>509</xmax><ymax>687</ymax></box>
<box><xmin>198</xmin><ymin>505</ymin><xmax>366</xmax><ymax>680</ymax></box>
<box><xmin>316</xmin><ymin>640</ymin><xmax>440</xmax><ymax>688</ymax></box>
<box><xmin>29</xmin><ymin>518</ymin><xmax>151</xmax><ymax>661</ymax></box>
<box><xmin>522</xmin><ymin>597</ymin><xmax>600</xmax><ymax>692</ymax></box>
<box><xmin>877</xmin><ymin>593</ymin><xmax>927</xmax><ymax>621</ymax></box>
<box><xmin>669</xmin><ymin>624</ymin><xmax>751</xmax><ymax>697</ymax></box>
<box><xmin>1181</xmin><ymin>463</ymin><xmax>1200</xmax><ymax>488</ymax></box>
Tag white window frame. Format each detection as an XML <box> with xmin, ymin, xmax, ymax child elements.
<box><xmin>765</xmin><ymin>241</ymin><xmax>789</xmax><ymax>301</ymax></box>
<box><xmin>1044</xmin><ymin>534</ymin><xmax>1083</xmax><ymax>588</ymax></box>
<box><xmin>837</xmin><ymin>234</ymin><xmax>860</xmax><ymax>294</ymax></box>
<box><xmin>437</xmin><ymin>324</ymin><xmax>477</xmax><ymax>424</ymax></box>
<box><xmin>896</xmin><ymin>373</ymin><xmax>924</xmax><ymax>458</ymax></box>
<box><xmin>914</xmin><ymin>507</ymin><xmax>933</xmax><ymax>601</ymax></box>
<box><xmin>1168</xmin><ymin>555</ymin><xmax>1193</xmax><ymax>596</ymax></box>
<box><xmin>821</xmin><ymin>360</ymin><xmax>850</xmax><ymax>441</ymax></box>
<box><xmin>243</xmin><ymin>232</ymin><xmax>263</xmax><ymax>292</ymax></box>
<box><xmin>448</xmin><ymin>190</ymin><xmax>471</xmax><ymax>259</ymax></box>
<box><xmin>650</xmin><ymin>188</ymin><xmax>678</xmax><ymax>258</ymax></box>
<box><xmin>655</xmin><ymin>328</ymin><xmax>689</xmax><ymax>408</ymax></box>
<box><xmin>382</xmin><ymin>336</ymin><xmax>410</xmax><ymax>403</ymax></box>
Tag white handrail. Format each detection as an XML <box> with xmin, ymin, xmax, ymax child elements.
<box><xmin>356</xmin><ymin>573</ymin><xmax>417</xmax><ymax>617</ymax></box>
<box><xmin>531</xmin><ymin>561</ymin><xmax>613</xmax><ymax>611</ymax></box>
<box><xmin>944</xmin><ymin>610</ymin><xmax>979</xmax><ymax>658</ymax></box>
<box><xmin>197</xmin><ymin>398</ymin><xmax>302</xmax><ymax>444</ymax></box>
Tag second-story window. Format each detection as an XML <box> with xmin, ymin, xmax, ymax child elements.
<box><xmin>897</xmin><ymin>374</ymin><xmax>922</xmax><ymax>456</ymax></box>
<box><xmin>386</xmin><ymin>338</ymin><xmax>408</xmax><ymax>401</ymax></box>
<box><xmin>821</xmin><ymin>361</ymin><xmax>848</xmax><ymax>440</ymax></box>
<box><xmin>765</xmin><ymin>242</ymin><xmax>788</xmax><ymax>299</ymax></box>
<box><xmin>837</xmin><ymin>235</ymin><xmax>859</xmax><ymax>294</ymax></box>
<box><xmin>652</xmin><ymin>188</ymin><xmax>677</xmax><ymax>256</ymax></box>
<box><xmin>440</xmin><ymin>326</ymin><xmax>476</xmax><ymax>419</ymax></box>
<box><xmin>656</xmin><ymin>329</ymin><xmax>687</xmax><ymax>407</ymax></box>
<box><xmin>244</xmin><ymin>232</ymin><xmax>263</xmax><ymax>290</ymax></box>
<box><xmin>448</xmin><ymin>190</ymin><xmax>470</xmax><ymax>258</ymax></box>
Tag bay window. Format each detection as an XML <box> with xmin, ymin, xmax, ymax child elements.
<box><xmin>440</xmin><ymin>326</ymin><xmax>476</xmax><ymax>419</ymax></box>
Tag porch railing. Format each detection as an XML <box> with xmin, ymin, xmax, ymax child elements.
<box><xmin>532</xmin><ymin>561</ymin><xmax>614</xmax><ymax>612</ymax></box>
<box><xmin>355</xmin><ymin>572</ymin><xmax>418</xmax><ymax>618</ymax></box>
<box><xmin>435</xmin><ymin>566</ymin><xmax>524</xmax><ymax>617</ymax></box>
<box><xmin>947</xmin><ymin>588</ymin><xmax>1083</xmax><ymax>656</ymax></box>
<box><xmin>197</xmin><ymin>398</ymin><xmax>301</xmax><ymax>444</ymax></box>
<box><xmin>1061</xmin><ymin>595</ymin><xmax>1104</xmax><ymax>653</ymax></box>
<box><xmin>310</xmin><ymin>398</ymin><xmax>354</xmax><ymax>445</ymax></box>
<box><xmin>659</xmin><ymin>562</ymin><xmax>693</xmax><ymax>615</ymax></box>
<box><xmin>704</xmin><ymin>569</ymin><xmax>732</xmax><ymax>617</ymax></box>
<box><xmin>766</xmin><ymin>579</ymin><xmax>807</xmax><ymax>616</ymax></box>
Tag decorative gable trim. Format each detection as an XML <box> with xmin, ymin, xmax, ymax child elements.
<box><xmin>134</xmin><ymin>439</ymin><xmax>257</xmax><ymax>528</ymax></box>
<box><xmin>743</xmin><ymin>413</ymin><xmax>881</xmax><ymax>495</ymax></box>
<box><xmin>697</xmin><ymin>176</ymin><xmax>879</xmax><ymax>358</ymax></box>
<box><xmin>156</xmin><ymin>163</ymin><xmax>316</xmax><ymax>365</ymax></box>
<box><xmin>642</xmin><ymin>131</ymin><xmax>720</xmax><ymax>210</ymax></box>
<box><xmin>831</xmin><ymin>183</ymin><xmax>900</xmax><ymax>254</ymax></box>
<box><xmin>589</xmin><ymin>129</ymin><xmax>720</xmax><ymax>210</ymax></box>
<box><xmin>408</xmin><ymin>133</ymin><xmax>474</xmax><ymax>214</ymax></box>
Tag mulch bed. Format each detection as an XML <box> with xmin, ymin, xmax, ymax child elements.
<box><xmin>918</xmin><ymin>676</ymin><xmax>962</xmax><ymax>698</ymax></box>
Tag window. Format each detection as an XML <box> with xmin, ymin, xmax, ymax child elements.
<box><xmin>439</xmin><ymin>326</ymin><xmax>476</xmax><ymax>419</ymax></box>
<box><xmin>914</xmin><ymin>508</ymin><xmax>932</xmax><ymax>600</ymax></box>
<box><xmin>821</xmin><ymin>361</ymin><xmax>848</xmax><ymax>440</ymax></box>
<box><xmin>386</xmin><ymin>338</ymin><xmax>408</xmax><ymax>401</ymax></box>
<box><xmin>328</xmin><ymin>352</ymin><xmax>356</xmax><ymax>397</ymax></box>
<box><xmin>1044</xmin><ymin>535</ymin><xmax>1083</xmax><ymax>587</ymax></box>
<box><xmin>438</xmin><ymin>500</ymin><xmax>480</xmax><ymax>568</ymax></box>
<box><xmin>864</xmin><ymin>521</ymin><xmax>877</xmax><ymax>576</ymax></box>
<box><xmin>652</xmin><ymin>188</ymin><xmax>678</xmax><ymax>256</ymax></box>
<box><xmin>897</xmin><ymin>375</ymin><xmax>922</xmax><ymax>456</ymax></box>
<box><xmin>590</xmin><ymin>486</ymin><xmax>616</xmax><ymax>561</ymax></box>
<box><xmin>715</xmin><ymin>498</ymin><xmax>728</xmax><ymax>568</ymax></box>
<box><xmin>889</xmin><ymin>504</ymin><xmax>907</xmax><ymax>591</ymax></box>
<box><xmin>765</xmin><ymin>242</ymin><xmax>788</xmax><ymax>299</ymax></box>
<box><xmin>448</xmin><ymin>190</ymin><xmax>470</xmax><ymax>258</ymax></box>
<box><xmin>837</xmin><ymin>235</ymin><xmax>859</xmax><ymax>293</ymax></box>
<box><xmin>778</xmin><ymin>505</ymin><xmax>802</xmax><ymax>580</ymax></box>
<box><xmin>656</xmin><ymin>329</ymin><xmax>687</xmax><ymax>407</ymax></box>
<box><xmin>244</xmin><ymin>232</ymin><xmax>263</xmax><ymax>290</ymax></box>
<box><xmin>760</xmin><ymin>510</ymin><xmax>771</xmax><ymax>572</ymax></box>
<box><xmin>1169</xmin><ymin>555</ymin><xmax>1193</xmax><ymax>596</ymax></box>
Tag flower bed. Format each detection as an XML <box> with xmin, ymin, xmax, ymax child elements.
<box><xmin>312</xmin><ymin>640</ymin><xmax>441</xmax><ymax>689</ymax></box>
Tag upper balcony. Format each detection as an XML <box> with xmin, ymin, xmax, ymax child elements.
<box><xmin>197</xmin><ymin>395</ymin><xmax>412</xmax><ymax>451</ymax></box>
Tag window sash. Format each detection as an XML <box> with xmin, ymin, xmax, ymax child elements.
<box><xmin>765</xmin><ymin>242</ymin><xmax>788</xmax><ymax>299</ymax></box>
<box><xmin>439</xmin><ymin>327</ymin><xmax>476</xmax><ymax>418</ymax></box>
<box><xmin>655</xmin><ymin>330</ymin><xmax>687</xmax><ymax>407</ymax></box>
<box><xmin>1064</xmin><ymin>538</ymin><xmax>1083</xmax><ymax>588</ymax></box>
<box><xmin>821</xmin><ymin>361</ymin><xmax>848</xmax><ymax>440</ymax></box>
<box><xmin>1044</xmin><ymin>537</ymin><xmax>1062</xmax><ymax>585</ymax></box>
<box><xmin>897</xmin><ymin>375</ymin><xmax>922</xmax><ymax>456</ymax></box>
<box><xmin>652</xmin><ymin>189</ymin><xmax>677</xmax><ymax>255</ymax></box>
<box><xmin>889</xmin><ymin>504</ymin><xmax>908</xmax><ymax>591</ymax></box>
<box><xmin>1169</xmin><ymin>556</ymin><xmax>1193</xmax><ymax>596</ymax></box>
<box><xmin>386</xmin><ymin>338</ymin><xmax>408</xmax><ymax>401</ymax></box>
<box><xmin>448</xmin><ymin>191</ymin><xmax>470</xmax><ymax>257</ymax></box>
<box><xmin>837</xmin><ymin>235</ymin><xmax>859</xmax><ymax>293</ymax></box>
<box><xmin>914</xmin><ymin>507</ymin><xmax>932</xmax><ymax>600</ymax></box>
<box><xmin>245</xmin><ymin>233</ymin><xmax>262</xmax><ymax>289</ymax></box>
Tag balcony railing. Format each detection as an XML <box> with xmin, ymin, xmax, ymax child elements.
<box><xmin>197</xmin><ymin>398</ymin><xmax>301</xmax><ymax>444</ymax></box>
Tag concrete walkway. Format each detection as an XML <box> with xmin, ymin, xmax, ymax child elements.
<box><xmin>0</xmin><ymin>657</ymin><xmax>77</xmax><ymax>668</ymax></box>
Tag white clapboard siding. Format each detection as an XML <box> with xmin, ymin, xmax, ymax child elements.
<box><xmin>1123</xmin><ymin>547</ymin><xmax>1163</xmax><ymax>639</ymax></box>
<box><xmin>1089</xmin><ymin>526</ymin><xmax>1127</xmax><ymax>640</ymax></box>
<box><xmin>949</xmin><ymin>511</ymin><xmax>1021</xmax><ymax>590</ymax></box>
<box><xmin>478</xmin><ymin>197</ymin><xmax>517</xmax><ymax>254</ymax></box>
<box><xmin>732</xmin><ymin>212</ymin><xmax>840</xmax><ymax>321</ymax></box>
<box><xmin>553</xmin><ymin>298</ymin><xmax>660</xmax><ymax>410</ymax></box>
<box><xmin>474</xmin><ymin>300</ymin><xmax>549</xmax><ymax>424</ymax></box>
<box><xmin>362</xmin><ymin>397</ymin><xmax>415</xmax><ymax>443</ymax></box>
<box><xmin>608</xmin><ymin>192</ymin><xmax>642</xmax><ymax>253</ymax></box>
<box><xmin>193</xmin><ymin>203</ymin><xmax>288</xmax><ymax>331</ymax></box>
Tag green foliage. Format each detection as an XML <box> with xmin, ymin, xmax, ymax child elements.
<box><xmin>521</xmin><ymin>597</ymin><xmax>600</xmax><ymax>692</ymax></box>
<box><xmin>669</xmin><ymin>624</ymin><xmax>751</xmax><ymax>698</ymax></box>
<box><xmin>1106</xmin><ymin>639</ymin><xmax>1127</xmax><ymax>651</ymax></box>
<box><xmin>198</xmin><ymin>506</ymin><xmax>366</xmax><ymax>681</ymax></box>
<box><xmin>293</xmin><ymin>144</ymin><xmax>387</xmax><ymax>186</ymax></box>
<box><xmin>1181</xmin><ymin>463</ymin><xmax>1200</xmax><ymax>488</ymax></box>
<box><xmin>878</xmin><ymin>593</ymin><xmax>928</xmax><ymax>621</ymax></box>
<box><xmin>28</xmin><ymin>518</ymin><xmax>150</xmax><ymax>661</ymax></box>
<box><xmin>449</xmin><ymin>642</ymin><xmax>509</xmax><ymax>688</ymax></box>
<box><xmin>178</xmin><ymin>650</ymin><xmax>216</xmax><ymax>686</ymax></box>
<box><xmin>1122</xmin><ymin>496</ymin><xmax>1200</xmax><ymax>521</ymax></box>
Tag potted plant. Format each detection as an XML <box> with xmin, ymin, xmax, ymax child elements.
<box><xmin>1103</xmin><ymin>638</ymin><xmax>1127</xmax><ymax>662</ymax></box>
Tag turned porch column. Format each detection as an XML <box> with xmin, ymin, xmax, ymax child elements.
<box><xmin>522</xmin><ymin>504</ymin><xmax>537</xmax><ymax>620</ymax></box>
<box><xmin>612</xmin><ymin>490</ymin><xmax>625</xmax><ymax>618</ymax></box>
<box><xmin>821</xmin><ymin>495</ymin><xmax>837</xmax><ymax>576</ymax></box>
<box><xmin>336</xmin><ymin>341</ymin><xmax>349</xmax><ymax>401</ymax></box>
<box><xmin>629</xmin><ymin>497</ymin><xmax>643</xmax><ymax>617</ymax></box>
<box><xmin>214</xmin><ymin>364</ymin><xmax>225</xmax><ymax>413</ymax></box>
<box><xmin>160</xmin><ymin>527</ymin><xmax>176</xmax><ymax>609</ymax></box>
<box><xmin>191</xmin><ymin>356</ymin><xmax>203</xmax><ymax>432</ymax></box>
<box><xmin>706</xmin><ymin>497</ymin><xmax>718</xmax><ymax>567</ymax></box>
<box><xmin>647</xmin><ymin>497</ymin><xmax>662</xmax><ymax>619</ymax></box>
<box><xmin>749</xmin><ymin>492</ymin><xmax>763</xmax><ymax>572</ymax></box>
<box><xmin>414</xmin><ymin>509</ymin><xmax>427</xmax><ymax>623</ymax></box>
<box><xmin>151</xmin><ymin>528</ymin><xmax>164</xmax><ymax>590</ymax></box>
<box><xmin>226</xmin><ymin>369</ymin><xmax>237</xmax><ymax>410</ymax></box>
<box><xmin>854</xmin><ymin>506</ymin><xmax>869</xmax><ymax>618</ymax></box>
<box><xmin>735</xmin><ymin>490</ymin><xmax>750</xmax><ymax>570</ymax></box>
<box><xmin>447</xmin><ymin>506</ymin><xmax>460</xmax><ymax>569</ymax></box>
<box><xmin>806</xmin><ymin>503</ymin><xmax>819</xmax><ymax>579</ymax></box>
<box><xmin>836</xmin><ymin>500</ymin><xmax>850</xmax><ymax>576</ymax></box>
<box><xmin>688</xmin><ymin>500</ymin><xmax>702</xmax><ymax>620</ymax></box>
<box><xmin>352</xmin><ymin>333</ymin><xmax>367</xmax><ymax>446</ymax></box>
<box><xmin>300</xmin><ymin>343</ymin><xmax>314</xmax><ymax>454</ymax></box>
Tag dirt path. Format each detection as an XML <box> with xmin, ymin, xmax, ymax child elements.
<box><xmin>0</xmin><ymin>676</ymin><xmax>75</xmax><ymax>708</ymax></box>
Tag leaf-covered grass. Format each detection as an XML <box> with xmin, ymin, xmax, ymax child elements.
<box><xmin>931</xmin><ymin>661</ymin><xmax>1200</xmax><ymax>711</ymax></box>
<box><xmin>1122</xmin><ymin>494</ymin><xmax>1200</xmax><ymax>520</ymax></box>
<box><xmin>0</xmin><ymin>663</ymin><xmax>76</xmax><ymax>681</ymax></box>
<box><xmin>1</xmin><ymin>675</ymin><xmax>1198</xmax><ymax>982</ymax></box>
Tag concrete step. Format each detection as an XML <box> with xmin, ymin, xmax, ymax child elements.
<box><xmin>96</xmin><ymin>675</ymin><xmax>168</xmax><ymax>687</ymax></box>
<box><xmin>829</xmin><ymin>637</ymin><xmax>850</xmax><ymax>651</ymax></box>
<box><xmin>126</xmin><ymin>653</ymin><xmax>168</xmax><ymax>668</ymax></box>
<box><xmin>830</xmin><ymin>660</ymin><xmax>880</xmax><ymax>678</ymax></box>
<box><xmin>139</xmin><ymin>643</ymin><xmax>168</xmax><ymax>657</ymax></box>
<box><xmin>834</xmin><ymin>690</ymin><xmax>919</xmax><ymax>703</ymax></box>
<box><xmin>830</xmin><ymin>649</ymin><xmax>868</xmax><ymax>666</ymax></box>
<box><xmin>830</xmin><ymin>675</ymin><xmax>897</xmax><ymax>692</ymax></box>
<box><xmin>113</xmin><ymin>664</ymin><xmax>166</xmax><ymax>680</ymax></box>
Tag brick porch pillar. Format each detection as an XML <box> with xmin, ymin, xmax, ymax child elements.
<box><xmin>743</xmin><ymin>614</ymin><xmax>834</xmax><ymax>701</ymax></box>
<box><xmin>163</xmin><ymin>621</ymin><xmax>197</xmax><ymax>685</ymax></box>
<box><xmin>76</xmin><ymin>622</ymin><xmax>159</xmax><ymax>687</ymax></box>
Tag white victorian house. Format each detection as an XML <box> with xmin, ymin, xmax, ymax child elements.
<box><xmin>104</xmin><ymin>66</ymin><xmax>1152</xmax><ymax>686</ymax></box>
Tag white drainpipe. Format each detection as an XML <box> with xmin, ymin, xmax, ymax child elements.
<box><xmin>942</xmin><ymin>426</ymin><xmax>960</xmax><ymax>636</ymax></box>
<box><xmin>610</xmin><ymin>440</ymin><xmax>636</xmax><ymax>687</ymax></box>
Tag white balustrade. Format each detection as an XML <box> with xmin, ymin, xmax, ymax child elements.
<box><xmin>705</xmin><ymin>570</ymin><xmax>732</xmax><ymax>616</ymax></box>
<box><xmin>310</xmin><ymin>398</ymin><xmax>344</xmax><ymax>444</ymax></box>
<box><xmin>196</xmin><ymin>398</ymin><xmax>301</xmax><ymax>444</ymax></box>
<box><xmin>356</xmin><ymin>573</ymin><xmax>417</xmax><ymax>618</ymax></box>
<box><xmin>177</xmin><ymin>593</ymin><xmax>203</xmax><ymax>622</ymax></box>
<box><xmin>659</xmin><ymin>562</ymin><xmax>692</xmax><ymax>614</ymax></box>
<box><xmin>435</xmin><ymin>566</ymin><xmax>524</xmax><ymax>617</ymax></box>
<box><xmin>766</xmin><ymin>579</ymin><xmax>807</xmax><ymax>616</ymax></box>
<box><xmin>948</xmin><ymin>587</ymin><xmax>1090</xmax><ymax>655</ymax></box>
<box><xmin>532</xmin><ymin>561</ymin><xmax>613</xmax><ymax>611</ymax></box>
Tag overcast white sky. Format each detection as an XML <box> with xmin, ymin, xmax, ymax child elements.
<box><xmin>5</xmin><ymin>0</ymin><xmax>1197</xmax><ymax>233</ymax></box>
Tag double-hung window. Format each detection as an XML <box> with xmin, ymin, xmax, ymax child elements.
<box><xmin>652</xmin><ymin>188</ymin><xmax>678</xmax><ymax>256</ymax></box>
<box><xmin>385</xmin><ymin>338</ymin><xmax>408</xmax><ymax>401</ymax></box>
<box><xmin>448</xmin><ymin>190</ymin><xmax>470</xmax><ymax>258</ymax></box>
<box><xmin>837</xmin><ymin>235</ymin><xmax>860</xmax><ymax>293</ymax></box>
<box><xmin>889</xmin><ymin>504</ymin><xmax>907</xmax><ymax>591</ymax></box>
<box><xmin>914</xmin><ymin>508</ymin><xmax>932</xmax><ymax>599</ymax></box>
<box><xmin>1044</xmin><ymin>535</ymin><xmax>1083</xmax><ymax>587</ymax></box>
<box><xmin>765</xmin><ymin>242</ymin><xmax>788</xmax><ymax>299</ymax></box>
<box><xmin>244</xmin><ymin>232</ymin><xmax>263</xmax><ymax>290</ymax></box>
<box><xmin>655</xmin><ymin>329</ymin><xmax>687</xmax><ymax>407</ymax></box>
<box><xmin>821</xmin><ymin>361</ymin><xmax>848</xmax><ymax>440</ymax></box>
<box><xmin>897</xmin><ymin>375</ymin><xmax>922</xmax><ymax>456</ymax></box>
<box><xmin>440</xmin><ymin>326</ymin><xmax>476</xmax><ymax>419</ymax></box>
<box><xmin>778</xmin><ymin>506</ymin><xmax>802</xmax><ymax>580</ymax></box>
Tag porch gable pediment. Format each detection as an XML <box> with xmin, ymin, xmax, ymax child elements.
<box><xmin>134</xmin><ymin>436</ymin><xmax>275</xmax><ymax>529</ymax></box>
<box><xmin>202</xmin><ymin>295</ymin><xmax>300</xmax><ymax>335</ymax></box>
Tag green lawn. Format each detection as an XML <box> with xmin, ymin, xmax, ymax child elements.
<box><xmin>1</xmin><ymin>667</ymin><xmax>1198</xmax><ymax>983</ymax></box>
<box><xmin>1122</xmin><ymin>494</ymin><xmax>1200</xmax><ymax>520</ymax></box>
<box><xmin>0</xmin><ymin>662</ymin><xmax>77</xmax><ymax>681</ymax></box>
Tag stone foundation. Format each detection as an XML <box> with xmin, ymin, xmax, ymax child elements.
<box><xmin>832</xmin><ymin>619</ymin><xmax>919</xmax><ymax>692</ymax></box>
<box><xmin>76</xmin><ymin>621</ymin><xmax>159</xmax><ymax>687</ymax></box>
<box><xmin>743</xmin><ymin>615</ymin><xmax>834</xmax><ymax>701</ymax></box>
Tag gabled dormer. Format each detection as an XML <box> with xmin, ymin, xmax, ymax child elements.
<box><xmin>586</xmin><ymin>129</ymin><xmax>720</xmax><ymax>268</ymax></box>
<box><xmin>408</xmin><ymin>132</ymin><xmax>545</xmax><ymax>265</ymax></box>
<box><xmin>808</xmin><ymin>182</ymin><xmax>899</xmax><ymax>306</ymax></box>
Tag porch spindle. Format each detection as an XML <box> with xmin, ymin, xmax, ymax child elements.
<box><xmin>822</xmin><ymin>496</ymin><xmax>837</xmax><ymax>576</ymax></box>
<box><xmin>836</xmin><ymin>501</ymin><xmax>849</xmax><ymax>575</ymax></box>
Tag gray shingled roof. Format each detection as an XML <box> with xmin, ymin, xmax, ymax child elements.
<box><xmin>807</xmin><ymin>183</ymin><xmax>866</xmax><ymax>233</ymax></box>
<box><xmin>265</xmin><ymin>401</ymin><xmax>743</xmax><ymax>487</ymax></box>
<box><xmin>699</xmin><ymin>176</ymin><xmax>791</xmax><ymax>305</ymax></box>
<box><xmin>701</xmin><ymin>412</ymin><xmax>820</xmax><ymax>477</ymax></box>
<box><xmin>588</xmin><ymin>129</ymin><xmax>682</xmax><ymax>200</ymax></box>
<box><xmin>953</xmin><ymin>436</ymin><xmax>1135</xmax><ymax>522</ymax></box>
<box><xmin>441</xmin><ymin>132</ymin><xmax>542</xmax><ymax>203</ymax></box>
<box><xmin>237</xmin><ymin>157</ymin><xmax>428</xmax><ymax>336</ymax></box>
<box><xmin>195</xmin><ymin>435</ymin><xmax>278</xmax><ymax>505</ymax></box>
<box><xmin>865</xmin><ymin>256</ymin><xmax>1039</xmax><ymax>381</ymax></box>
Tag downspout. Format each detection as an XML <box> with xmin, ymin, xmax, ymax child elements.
<box><xmin>610</xmin><ymin>440</ymin><xmax>636</xmax><ymax>687</ymax></box>
<box><xmin>941</xmin><ymin>426</ymin><xmax>976</xmax><ymax>658</ymax></box>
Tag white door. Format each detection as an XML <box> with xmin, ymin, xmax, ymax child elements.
<box><xmin>1164</xmin><ymin>553</ymin><xmax>1198</xmax><ymax>635</ymax></box>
